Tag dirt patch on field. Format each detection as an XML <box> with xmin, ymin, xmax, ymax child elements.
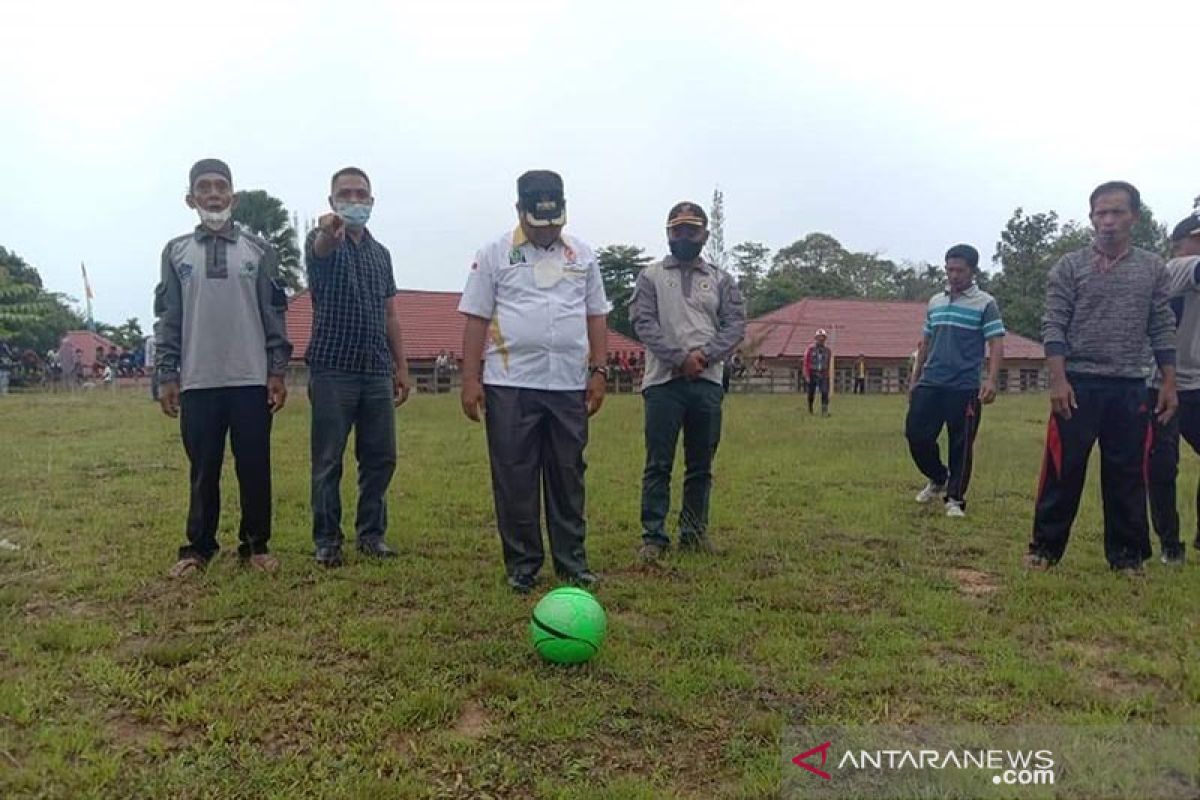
<box><xmin>948</xmin><ymin>567</ymin><xmax>1000</xmax><ymax>597</ymax></box>
<box><xmin>453</xmin><ymin>700</ymin><xmax>489</xmax><ymax>738</ymax></box>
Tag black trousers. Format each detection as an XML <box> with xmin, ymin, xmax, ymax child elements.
<box><xmin>484</xmin><ymin>386</ymin><xmax>589</xmax><ymax>579</ymax></box>
<box><xmin>853</xmin><ymin>377</ymin><xmax>865</xmax><ymax>394</ymax></box>
<box><xmin>640</xmin><ymin>378</ymin><xmax>724</xmax><ymax>546</ymax></box>
<box><xmin>179</xmin><ymin>386</ymin><xmax>272</xmax><ymax>560</ymax></box>
<box><xmin>905</xmin><ymin>386</ymin><xmax>981</xmax><ymax>505</ymax></box>
<box><xmin>1147</xmin><ymin>388</ymin><xmax>1200</xmax><ymax>554</ymax></box>
<box><xmin>807</xmin><ymin>374</ymin><xmax>830</xmax><ymax>411</ymax></box>
<box><xmin>1030</xmin><ymin>377</ymin><xmax>1152</xmax><ymax>569</ymax></box>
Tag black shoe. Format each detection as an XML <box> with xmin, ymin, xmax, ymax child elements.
<box><xmin>564</xmin><ymin>571</ymin><xmax>599</xmax><ymax>590</ymax></box>
<box><xmin>1160</xmin><ymin>546</ymin><xmax>1185</xmax><ymax>566</ymax></box>
<box><xmin>358</xmin><ymin>540</ymin><xmax>398</xmax><ymax>559</ymax></box>
<box><xmin>508</xmin><ymin>573</ymin><xmax>536</xmax><ymax>595</ymax></box>
<box><xmin>315</xmin><ymin>546</ymin><xmax>343</xmax><ymax>568</ymax></box>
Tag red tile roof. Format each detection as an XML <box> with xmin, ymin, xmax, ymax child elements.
<box><xmin>286</xmin><ymin>290</ymin><xmax>643</xmax><ymax>363</ymax></box>
<box><xmin>744</xmin><ymin>297</ymin><xmax>1044</xmax><ymax>360</ymax></box>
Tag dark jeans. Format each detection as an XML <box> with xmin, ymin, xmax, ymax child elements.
<box><xmin>905</xmin><ymin>386</ymin><xmax>982</xmax><ymax>505</ymax></box>
<box><xmin>807</xmin><ymin>374</ymin><xmax>829</xmax><ymax>412</ymax></box>
<box><xmin>309</xmin><ymin>367</ymin><xmax>396</xmax><ymax>549</ymax></box>
<box><xmin>179</xmin><ymin>386</ymin><xmax>272</xmax><ymax>560</ymax></box>
<box><xmin>484</xmin><ymin>386</ymin><xmax>589</xmax><ymax>579</ymax></box>
<box><xmin>853</xmin><ymin>377</ymin><xmax>865</xmax><ymax>394</ymax></box>
<box><xmin>1147</xmin><ymin>388</ymin><xmax>1200</xmax><ymax>555</ymax></box>
<box><xmin>1030</xmin><ymin>377</ymin><xmax>1152</xmax><ymax>569</ymax></box>
<box><xmin>641</xmin><ymin>378</ymin><xmax>724</xmax><ymax>546</ymax></box>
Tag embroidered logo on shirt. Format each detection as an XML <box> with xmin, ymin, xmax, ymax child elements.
<box><xmin>240</xmin><ymin>261</ymin><xmax>258</xmax><ymax>278</ymax></box>
<box><xmin>177</xmin><ymin>263</ymin><xmax>194</xmax><ymax>283</ymax></box>
<box><xmin>509</xmin><ymin>247</ymin><xmax>526</xmax><ymax>265</ymax></box>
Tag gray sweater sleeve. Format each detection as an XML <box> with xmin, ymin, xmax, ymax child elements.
<box><xmin>256</xmin><ymin>246</ymin><xmax>294</xmax><ymax>376</ymax></box>
<box><xmin>1041</xmin><ymin>254</ymin><xmax>1075</xmax><ymax>358</ymax></box>
<box><xmin>1149</xmin><ymin>258</ymin><xmax>1177</xmax><ymax>367</ymax></box>
<box><xmin>630</xmin><ymin>271</ymin><xmax>688</xmax><ymax>369</ymax></box>
<box><xmin>701</xmin><ymin>272</ymin><xmax>747</xmax><ymax>363</ymax></box>
<box><xmin>153</xmin><ymin>243</ymin><xmax>182</xmax><ymax>382</ymax></box>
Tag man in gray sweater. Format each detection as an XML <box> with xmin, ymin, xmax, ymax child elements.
<box><xmin>1027</xmin><ymin>181</ymin><xmax>1178</xmax><ymax>574</ymax></box>
<box><xmin>155</xmin><ymin>159</ymin><xmax>292</xmax><ymax>577</ymax></box>
<box><xmin>1146</xmin><ymin>207</ymin><xmax>1200</xmax><ymax>565</ymax></box>
<box><xmin>632</xmin><ymin>201</ymin><xmax>746</xmax><ymax>561</ymax></box>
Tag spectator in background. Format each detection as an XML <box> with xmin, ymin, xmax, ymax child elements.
<box><xmin>0</xmin><ymin>341</ymin><xmax>13</xmax><ymax>395</ymax></box>
<box><xmin>803</xmin><ymin>329</ymin><xmax>833</xmax><ymax>416</ymax></box>
<box><xmin>854</xmin><ymin>354</ymin><xmax>867</xmax><ymax>394</ymax></box>
<box><xmin>72</xmin><ymin>348</ymin><xmax>84</xmax><ymax>387</ymax></box>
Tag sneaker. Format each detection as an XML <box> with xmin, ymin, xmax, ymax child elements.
<box><xmin>507</xmin><ymin>573</ymin><xmax>536</xmax><ymax>595</ymax></box>
<box><xmin>638</xmin><ymin>542</ymin><xmax>667</xmax><ymax>563</ymax></box>
<box><xmin>1160</xmin><ymin>548</ymin><xmax>1185</xmax><ymax>566</ymax></box>
<box><xmin>1022</xmin><ymin>552</ymin><xmax>1053</xmax><ymax>571</ymax></box>
<box><xmin>945</xmin><ymin>500</ymin><xmax>966</xmax><ymax>518</ymax></box>
<box><xmin>915</xmin><ymin>481</ymin><xmax>946</xmax><ymax>504</ymax></box>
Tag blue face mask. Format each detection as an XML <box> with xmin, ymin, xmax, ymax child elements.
<box><xmin>334</xmin><ymin>202</ymin><xmax>372</xmax><ymax>227</ymax></box>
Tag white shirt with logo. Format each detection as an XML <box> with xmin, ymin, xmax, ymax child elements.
<box><xmin>458</xmin><ymin>228</ymin><xmax>611</xmax><ymax>391</ymax></box>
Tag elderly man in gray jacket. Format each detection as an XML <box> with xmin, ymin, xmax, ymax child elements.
<box><xmin>155</xmin><ymin>158</ymin><xmax>292</xmax><ymax>577</ymax></box>
<box><xmin>632</xmin><ymin>201</ymin><xmax>746</xmax><ymax>561</ymax></box>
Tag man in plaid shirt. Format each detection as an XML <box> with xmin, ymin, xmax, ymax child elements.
<box><xmin>306</xmin><ymin>166</ymin><xmax>411</xmax><ymax>568</ymax></box>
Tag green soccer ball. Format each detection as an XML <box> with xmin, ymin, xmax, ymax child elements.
<box><xmin>529</xmin><ymin>587</ymin><xmax>607</xmax><ymax>664</ymax></box>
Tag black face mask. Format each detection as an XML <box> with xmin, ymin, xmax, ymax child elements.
<box><xmin>669</xmin><ymin>239</ymin><xmax>704</xmax><ymax>262</ymax></box>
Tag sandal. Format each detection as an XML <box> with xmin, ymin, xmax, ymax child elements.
<box><xmin>169</xmin><ymin>555</ymin><xmax>206</xmax><ymax>578</ymax></box>
<box><xmin>245</xmin><ymin>553</ymin><xmax>280</xmax><ymax>574</ymax></box>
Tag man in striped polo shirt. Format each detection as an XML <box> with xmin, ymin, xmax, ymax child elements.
<box><xmin>906</xmin><ymin>244</ymin><xmax>1005</xmax><ymax>518</ymax></box>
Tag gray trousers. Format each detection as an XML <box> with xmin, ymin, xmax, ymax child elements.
<box><xmin>484</xmin><ymin>386</ymin><xmax>589</xmax><ymax>579</ymax></box>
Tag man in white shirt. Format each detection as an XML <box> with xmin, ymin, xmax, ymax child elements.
<box><xmin>458</xmin><ymin>171</ymin><xmax>611</xmax><ymax>594</ymax></box>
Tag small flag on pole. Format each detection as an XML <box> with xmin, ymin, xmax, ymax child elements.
<box><xmin>81</xmin><ymin>262</ymin><xmax>95</xmax><ymax>331</ymax></box>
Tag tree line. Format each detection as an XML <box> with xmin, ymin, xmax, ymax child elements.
<box><xmin>0</xmin><ymin>188</ymin><xmax>1178</xmax><ymax>355</ymax></box>
<box><xmin>598</xmin><ymin>190</ymin><xmax>1174</xmax><ymax>341</ymax></box>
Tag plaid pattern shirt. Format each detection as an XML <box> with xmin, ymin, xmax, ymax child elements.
<box><xmin>304</xmin><ymin>228</ymin><xmax>397</xmax><ymax>375</ymax></box>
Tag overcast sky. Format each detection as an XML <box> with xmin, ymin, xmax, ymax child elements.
<box><xmin>2</xmin><ymin>0</ymin><xmax>1197</xmax><ymax>329</ymax></box>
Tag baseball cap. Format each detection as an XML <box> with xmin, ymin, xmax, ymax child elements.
<box><xmin>815</xmin><ymin>329</ymin><xmax>828</xmax><ymax>337</ymax></box>
<box><xmin>517</xmin><ymin>170</ymin><xmax>565</xmax><ymax>227</ymax></box>
<box><xmin>666</xmin><ymin>201</ymin><xmax>708</xmax><ymax>229</ymax></box>
<box><xmin>1170</xmin><ymin>213</ymin><xmax>1200</xmax><ymax>242</ymax></box>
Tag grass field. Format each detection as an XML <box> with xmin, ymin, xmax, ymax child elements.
<box><xmin>1</xmin><ymin>389</ymin><xmax>1198</xmax><ymax>799</ymax></box>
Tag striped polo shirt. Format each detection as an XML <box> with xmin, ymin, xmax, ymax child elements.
<box><xmin>919</xmin><ymin>284</ymin><xmax>1005</xmax><ymax>390</ymax></box>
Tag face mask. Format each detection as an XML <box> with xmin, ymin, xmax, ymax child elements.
<box><xmin>669</xmin><ymin>239</ymin><xmax>704</xmax><ymax>262</ymax></box>
<box><xmin>197</xmin><ymin>207</ymin><xmax>231</xmax><ymax>231</ymax></box>
<box><xmin>335</xmin><ymin>202</ymin><xmax>372</xmax><ymax>227</ymax></box>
